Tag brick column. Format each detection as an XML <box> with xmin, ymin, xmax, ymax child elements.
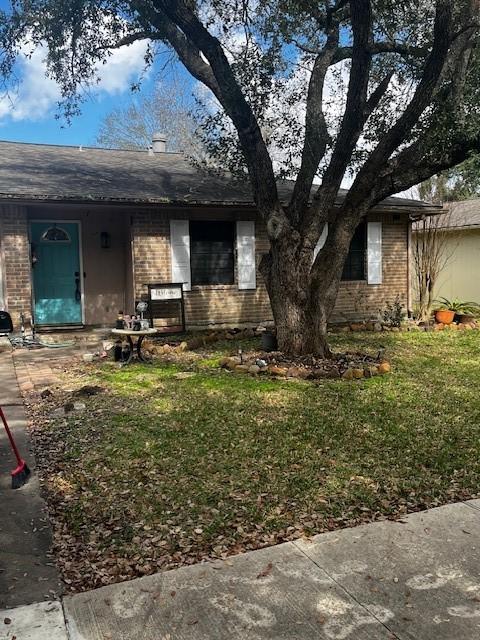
<box><xmin>131</xmin><ymin>210</ymin><xmax>171</xmax><ymax>301</ymax></box>
<box><xmin>0</xmin><ymin>204</ymin><xmax>32</xmax><ymax>327</ymax></box>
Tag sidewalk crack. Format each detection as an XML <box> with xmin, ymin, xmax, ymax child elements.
<box><xmin>293</xmin><ymin>540</ymin><xmax>403</xmax><ymax>640</ymax></box>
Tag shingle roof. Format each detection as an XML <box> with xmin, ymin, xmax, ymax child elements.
<box><xmin>432</xmin><ymin>199</ymin><xmax>480</xmax><ymax>229</ymax></box>
<box><xmin>0</xmin><ymin>140</ymin><xmax>437</xmax><ymax>210</ymax></box>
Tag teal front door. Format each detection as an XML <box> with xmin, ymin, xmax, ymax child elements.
<box><xmin>31</xmin><ymin>222</ymin><xmax>83</xmax><ymax>325</ymax></box>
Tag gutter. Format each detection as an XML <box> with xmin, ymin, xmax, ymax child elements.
<box><xmin>0</xmin><ymin>193</ymin><xmax>443</xmax><ymax>215</ymax></box>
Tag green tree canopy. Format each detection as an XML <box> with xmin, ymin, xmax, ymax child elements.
<box><xmin>2</xmin><ymin>1</ymin><xmax>480</xmax><ymax>356</ymax></box>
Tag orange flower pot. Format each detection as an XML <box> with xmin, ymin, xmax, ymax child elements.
<box><xmin>435</xmin><ymin>309</ymin><xmax>455</xmax><ymax>325</ymax></box>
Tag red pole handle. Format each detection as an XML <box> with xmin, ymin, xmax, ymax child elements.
<box><xmin>0</xmin><ymin>406</ymin><xmax>23</xmax><ymax>466</ymax></box>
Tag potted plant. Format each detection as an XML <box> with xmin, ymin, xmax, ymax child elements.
<box><xmin>434</xmin><ymin>298</ymin><xmax>480</xmax><ymax>324</ymax></box>
<box><xmin>433</xmin><ymin>298</ymin><xmax>456</xmax><ymax>325</ymax></box>
<box><xmin>455</xmin><ymin>301</ymin><xmax>480</xmax><ymax>324</ymax></box>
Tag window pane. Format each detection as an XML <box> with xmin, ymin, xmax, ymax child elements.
<box><xmin>41</xmin><ymin>226</ymin><xmax>71</xmax><ymax>242</ymax></box>
<box><xmin>190</xmin><ymin>221</ymin><xmax>235</xmax><ymax>286</ymax></box>
<box><xmin>342</xmin><ymin>222</ymin><xmax>366</xmax><ymax>281</ymax></box>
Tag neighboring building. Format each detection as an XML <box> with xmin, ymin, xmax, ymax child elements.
<box><xmin>423</xmin><ymin>199</ymin><xmax>480</xmax><ymax>303</ymax></box>
<box><xmin>0</xmin><ymin>140</ymin><xmax>440</xmax><ymax>331</ymax></box>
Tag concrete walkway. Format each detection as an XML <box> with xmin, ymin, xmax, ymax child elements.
<box><xmin>2</xmin><ymin>493</ymin><xmax>480</xmax><ymax>639</ymax></box>
<box><xmin>59</xmin><ymin>501</ymin><xmax>480</xmax><ymax>639</ymax></box>
<box><xmin>0</xmin><ymin>352</ymin><xmax>62</xmax><ymax>610</ymax></box>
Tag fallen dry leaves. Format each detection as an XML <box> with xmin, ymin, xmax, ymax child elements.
<box><xmin>22</xmin><ymin>331</ymin><xmax>480</xmax><ymax>594</ymax></box>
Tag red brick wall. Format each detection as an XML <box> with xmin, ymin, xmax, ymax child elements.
<box><xmin>333</xmin><ymin>214</ymin><xmax>409</xmax><ymax>322</ymax></box>
<box><xmin>0</xmin><ymin>204</ymin><xmax>31</xmax><ymax>326</ymax></box>
<box><xmin>131</xmin><ymin>208</ymin><xmax>409</xmax><ymax>328</ymax></box>
<box><xmin>0</xmin><ymin>204</ymin><xmax>408</xmax><ymax>330</ymax></box>
<box><xmin>131</xmin><ymin>209</ymin><xmax>171</xmax><ymax>299</ymax></box>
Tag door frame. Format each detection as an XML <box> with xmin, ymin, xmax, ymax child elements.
<box><xmin>29</xmin><ymin>219</ymin><xmax>85</xmax><ymax>326</ymax></box>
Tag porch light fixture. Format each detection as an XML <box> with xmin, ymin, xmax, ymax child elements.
<box><xmin>100</xmin><ymin>231</ymin><xmax>111</xmax><ymax>249</ymax></box>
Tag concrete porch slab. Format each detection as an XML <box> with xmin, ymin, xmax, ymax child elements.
<box><xmin>64</xmin><ymin>542</ymin><xmax>393</xmax><ymax>640</ymax></box>
<box><xmin>0</xmin><ymin>601</ymin><xmax>68</xmax><ymax>640</ymax></box>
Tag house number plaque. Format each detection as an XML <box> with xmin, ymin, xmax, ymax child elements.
<box><xmin>150</xmin><ymin>286</ymin><xmax>182</xmax><ymax>300</ymax></box>
<box><xmin>147</xmin><ymin>282</ymin><xmax>185</xmax><ymax>333</ymax></box>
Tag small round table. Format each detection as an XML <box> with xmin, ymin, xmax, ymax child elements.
<box><xmin>111</xmin><ymin>328</ymin><xmax>158</xmax><ymax>365</ymax></box>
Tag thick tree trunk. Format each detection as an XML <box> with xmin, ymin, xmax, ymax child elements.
<box><xmin>260</xmin><ymin>233</ymin><xmax>343</xmax><ymax>359</ymax></box>
<box><xmin>271</xmin><ymin>293</ymin><xmax>333</xmax><ymax>358</ymax></box>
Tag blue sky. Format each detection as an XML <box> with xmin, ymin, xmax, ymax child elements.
<box><xmin>0</xmin><ymin>0</ymin><xmax>171</xmax><ymax>147</ymax></box>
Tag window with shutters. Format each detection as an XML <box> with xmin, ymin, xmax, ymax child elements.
<box><xmin>190</xmin><ymin>221</ymin><xmax>235</xmax><ymax>285</ymax></box>
<box><xmin>342</xmin><ymin>221</ymin><xmax>366</xmax><ymax>281</ymax></box>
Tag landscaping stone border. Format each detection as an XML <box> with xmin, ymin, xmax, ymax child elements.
<box><xmin>219</xmin><ymin>355</ymin><xmax>391</xmax><ymax>381</ymax></box>
<box><xmin>141</xmin><ymin>327</ymin><xmax>394</xmax><ymax>381</ymax></box>
<box><xmin>330</xmin><ymin>319</ymin><xmax>480</xmax><ymax>333</ymax></box>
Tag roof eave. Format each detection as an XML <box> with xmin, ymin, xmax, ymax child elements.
<box><xmin>0</xmin><ymin>192</ymin><xmax>441</xmax><ymax>213</ymax></box>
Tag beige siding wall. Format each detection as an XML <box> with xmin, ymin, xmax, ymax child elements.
<box><xmin>0</xmin><ymin>204</ymin><xmax>32</xmax><ymax>326</ymax></box>
<box><xmin>132</xmin><ymin>208</ymin><xmax>409</xmax><ymax>327</ymax></box>
<box><xmin>431</xmin><ymin>229</ymin><xmax>480</xmax><ymax>303</ymax></box>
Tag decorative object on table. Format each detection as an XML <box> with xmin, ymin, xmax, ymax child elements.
<box><xmin>116</xmin><ymin>311</ymin><xmax>125</xmax><ymax>330</ymax></box>
<box><xmin>136</xmin><ymin>301</ymin><xmax>149</xmax><ymax>329</ymax></box>
<box><xmin>0</xmin><ymin>406</ymin><xmax>30</xmax><ymax>489</ymax></box>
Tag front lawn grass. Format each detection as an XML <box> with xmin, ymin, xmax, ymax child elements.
<box><xmin>30</xmin><ymin>330</ymin><xmax>480</xmax><ymax>591</ymax></box>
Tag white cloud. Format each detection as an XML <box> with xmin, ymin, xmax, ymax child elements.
<box><xmin>0</xmin><ymin>39</ymin><xmax>149</xmax><ymax>123</ymax></box>
<box><xmin>96</xmin><ymin>40</ymin><xmax>149</xmax><ymax>93</ymax></box>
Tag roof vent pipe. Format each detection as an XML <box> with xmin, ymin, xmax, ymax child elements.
<box><xmin>152</xmin><ymin>132</ymin><xmax>167</xmax><ymax>153</ymax></box>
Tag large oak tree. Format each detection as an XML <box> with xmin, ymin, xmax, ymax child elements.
<box><xmin>2</xmin><ymin>0</ymin><xmax>480</xmax><ymax>356</ymax></box>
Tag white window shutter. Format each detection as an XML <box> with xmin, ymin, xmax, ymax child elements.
<box><xmin>170</xmin><ymin>219</ymin><xmax>191</xmax><ymax>291</ymax></box>
<box><xmin>236</xmin><ymin>221</ymin><xmax>256</xmax><ymax>290</ymax></box>
<box><xmin>313</xmin><ymin>223</ymin><xmax>328</xmax><ymax>261</ymax></box>
<box><xmin>367</xmin><ymin>221</ymin><xmax>382</xmax><ymax>285</ymax></box>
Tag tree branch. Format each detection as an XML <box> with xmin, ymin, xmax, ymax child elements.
<box><xmin>342</xmin><ymin>0</ymin><xmax>454</xmax><ymax>213</ymax></box>
<box><xmin>151</xmin><ymin>0</ymin><xmax>281</xmax><ymax>221</ymax></box>
<box><xmin>288</xmin><ymin>22</ymin><xmax>339</xmax><ymax>224</ymax></box>
<box><xmin>306</xmin><ymin>0</ymin><xmax>373</xmax><ymax>238</ymax></box>
<box><xmin>364</xmin><ymin>71</ymin><xmax>394</xmax><ymax>120</ymax></box>
<box><xmin>333</xmin><ymin>41</ymin><xmax>428</xmax><ymax>63</ymax></box>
